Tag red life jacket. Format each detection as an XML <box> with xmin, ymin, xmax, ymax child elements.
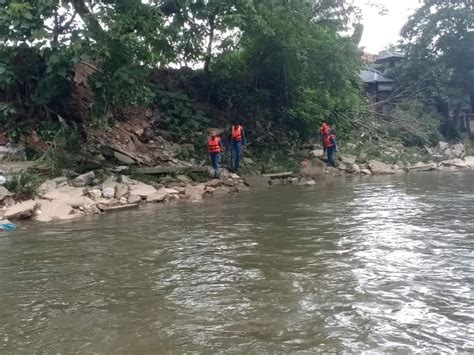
<box><xmin>323</xmin><ymin>134</ymin><xmax>335</xmax><ymax>148</ymax></box>
<box><xmin>231</xmin><ymin>125</ymin><xmax>243</xmax><ymax>142</ymax></box>
<box><xmin>208</xmin><ymin>136</ymin><xmax>222</xmax><ymax>153</ymax></box>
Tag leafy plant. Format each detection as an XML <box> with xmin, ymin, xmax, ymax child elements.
<box><xmin>4</xmin><ymin>171</ymin><xmax>41</xmax><ymax>199</ymax></box>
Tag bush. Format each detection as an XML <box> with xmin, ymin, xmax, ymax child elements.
<box><xmin>5</xmin><ymin>171</ymin><xmax>41</xmax><ymax>199</ymax></box>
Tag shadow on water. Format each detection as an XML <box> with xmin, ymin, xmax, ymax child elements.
<box><xmin>0</xmin><ymin>172</ymin><xmax>473</xmax><ymax>352</ymax></box>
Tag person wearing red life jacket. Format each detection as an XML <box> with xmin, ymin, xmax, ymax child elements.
<box><xmin>323</xmin><ymin>129</ymin><xmax>337</xmax><ymax>167</ymax></box>
<box><xmin>228</xmin><ymin>119</ymin><xmax>246</xmax><ymax>173</ymax></box>
<box><xmin>320</xmin><ymin>122</ymin><xmax>331</xmax><ymax>154</ymax></box>
<box><xmin>208</xmin><ymin>130</ymin><xmax>223</xmax><ymax>178</ymax></box>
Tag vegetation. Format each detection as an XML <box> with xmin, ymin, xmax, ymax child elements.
<box><xmin>4</xmin><ymin>170</ymin><xmax>41</xmax><ymax>199</ymax></box>
<box><xmin>0</xmin><ymin>0</ymin><xmax>472</xmax><ymax>167</ymax></box>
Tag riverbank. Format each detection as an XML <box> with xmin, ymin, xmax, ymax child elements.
<box><xmin>2</xmin><ymin>146</ymin><xmax>474</xmax><ymax>224</ymax></box>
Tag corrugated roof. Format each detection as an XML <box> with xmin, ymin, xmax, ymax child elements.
<box><xmin>360</xmin><ymin>70</ymin><xmax>394</xmax><ymax>83</ymax></box>
<box><xmin>375</xmin><ymin>51</ymin><xmax>405</xmax><ymax>62</ymax></box>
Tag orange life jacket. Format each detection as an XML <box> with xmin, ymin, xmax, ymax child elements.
<box><xmin>208</xmin><ymin>136</ymin><xmax>222</xmax><ymax>153</ymax></box>
<box><xmin>323</xmin><ymin>134</ymin><xmax>335</xmax><ymax>148</ymax></box>
<box><xmin>231</xmin><ymin>125</ymin><xmax>243</xmax><ymax>142</ymax></box>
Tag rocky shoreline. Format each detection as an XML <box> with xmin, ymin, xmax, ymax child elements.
<box><xmin>1</xmin><ymin>140</ymin><xmax>473</xmax><ymax>225</ymax></box>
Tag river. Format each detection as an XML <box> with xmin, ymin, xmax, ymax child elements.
<box><xmin>0</xmin><ymin>172</ymin><xmax>473</xmax><ymax>353</ymax></box>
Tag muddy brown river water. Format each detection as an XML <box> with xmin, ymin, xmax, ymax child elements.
<box><xmin>0</xmin><ymin>172</ymin><xmax>473</xmax><ymax>352</ymax></box>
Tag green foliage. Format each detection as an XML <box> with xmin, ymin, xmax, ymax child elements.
<box><xmin>34</xmin><ymin>125</ymin><xmax>81</xmax><ymax>176</ymax></box>
<box><xmin>155</xmin><ymin>88</ymin><xmax>210</xmax><ymax>138</ymax></box>
<box><xmin>386</xmin><ymin>100</ymin><xmax>442</xmax><ymax>146</ymax></box>
<box><xmin>4</xmin><ymin>170</ymin><xmax>41</xmax><ymax>199</ymax></box>
<box><xmin>398</xmin><ymin>0</ymin><xmax>474</xmax><ymax>130</ymax></box>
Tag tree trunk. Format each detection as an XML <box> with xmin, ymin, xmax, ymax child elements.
<box><xmin>204</xmin><ymin>11</ymin><xmax>217</xmax><ymax>75</ymax></box>
<box><xmin>71</xmin><ymin>0</ymin><xmax>105</xmax><ymax>40</ymax></box>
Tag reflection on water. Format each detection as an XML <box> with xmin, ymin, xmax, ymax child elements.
<box><xmin>0</xmin><ymin>172</ymin><xmax>473</xmax><ymax>352</ymax></box>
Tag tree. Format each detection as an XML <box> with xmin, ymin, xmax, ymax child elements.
<box><xmin>399</xmin><ymin>0</ymin><xmax>474</xmax><ymax>131</ymax></box>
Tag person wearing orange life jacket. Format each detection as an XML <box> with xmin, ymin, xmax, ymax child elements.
<box><xmin>320</xmin><ymin>122</ymin><xmax>331</xmax><ymax>154</ymax></box>
<box><xmin>208</xmin><ymin>130</ymin><xmax>224</xmax><ymax>178</ymax></box>
<box><xmin>228</xmin><ymin>119</ymin><xmax>246</xmax><ymax>173</ymax></box>
<box><xmin>323</xmin><ymin>129</ymin><xmax>337</xmax><ymax>167</ymax></box>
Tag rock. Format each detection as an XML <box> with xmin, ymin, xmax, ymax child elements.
<box><xmin>361</xmin><ymin>169</ymin><xmax>372</xmax><ymax>176</ymax></box>
<box><xmin>119</xmin><ymin>175</ymin><xmax>138</xmax><ymax>185</ymax></box>
<box><xmin>439</xmin><ymin>159</ymin><xmax>468</xmax><ymax>168</ymax></box>
<box><xmin>0</xmin><ymin>186</ymin><xmax>9</xmax><ymax>200</ymax></box>
<box><xmin>437</xmin><ymin>141</ymin><xmax>450</xmax><ymax>152</ymax></box>
<box><xmin>128</xmin><ymin>195</ymin><xmax>142</xmax><ymax>204</ymax></box>
<box><xmin>115</xmin><ymin>183</ymin><xmax>129</xmax><ymax>199</ymax></box>
<box><xmin>244</xmin><ymin>175</ymin><xmax>270</xmax><ymax>189</ymax></box>
<box><xmin>408</xmin><ymin>162</ymin><xmax>437</xmax><ymax>171</ymax></box>
<box><xmin>0</xmin><ymin>175</ymin><xmax>6</xmax><ymax>185</ymax></box>
<box><xmin>236</xmin><ymin>184</ymin><xmax>250</xmax><ymax>192</ymax></box>
<box><xmin>38</xmin><ymin>180</ymin><xmax>57</xmax><ymax>195</ymax></box>
<box><xmin>129</xmin><ymin>183</ymin><xmax>157</xmax><ymax>198</ymax></box>
<box><xmin>102</xmin><ymin>177</ymin><xmax>117</xmax><ymax>190</ymax></box>
<box><xmin>368</xmin><ymin>160</ymin><xmax>394</xmax><ymax>175</ymax></box>
<box><xmin>176</xmin><ymin>175</ymin><xmax>193</xmax><ymax>183</ymax></box>
<box><xmin>88</xmin><ymin>189</ymin><xmax>102</xmax><ymax>199</ymax></box>
<box><xmin>339</xmin><ymin>154</ymin><xmax>357</xmax><ymax>165</ymax></box>
<box><xmin>120</xmin><ymin>197</ymin><xmax>128</xmax><ymax>204</ymax></box>
<box><xmin>463</xmin><ymin>156</ymin><xmax>474</xmax><ymax>168</ymax></box>
<box><xmin>229</xmin><ymin>173</ymin><xmax>240</xmax><ymax>180</ymax></box>
<box><xmin>299</xmin><ymin>179</ymin><xmax>316</xmax><ymax>186</ymax></box>
<box><xmin>114</xmin><ymin>151</ymin><xmax>135</xmax><ymax>165</ymax></box>
<box><xmin>290</xmin><ymin>177</ymin><xmax>299</xmax><ymax>184</ymax></box>
<box><xmin>213</xmin><ymin>186</ymin><xmax>231</xmax><ymax>196</ymax></box>
<box><xmin>102</xmin><ymin>187</ymin><xmax>115</xmax><ymax>199</ymax></box>
<box><xmin>445</xmin><ymin>143</ymin><xmax>465</xmax><ymax>159</ymax></box>
<box><xmin>147</xmin><ymin>189</ymin><xmax>168</xmax><ymax>203</ymax></box>
<box><xmin>358</xmin><ymin>152</ymin><xmax>368</xmax><ymax>162</ymax></box>
<box><xmin>300</xmin><ymin>158</ymin><xmax>326</xmax><ymax>177</ymax></box>
<box><xmin>352</xmin><ymin>164</ymin><xmax>361</xmax><ymax>174</ymax></box>
<box><xmin>73</xmin><ymin>171</ymin><xmax>95</xmax><ymax>187</ymax></box>
<box><xmin>35</xmin><ymin>200</ymin><xmax>77</xmax><ymax>222</ymax></box>
<box><xmin>185</xmin><ymin>184</ymin><xmax>205</xmax><ymax>201</ymax></box>
<box><xmin>167</xmin><ymin>181</ymin><xmax>186</xmax><ymax>188</ymax></box>
<box><xmin>173</xmin><ymin>186</ymin><xmax>186</xmax><ymax>194</ymax></box>
<box><xmin>53</xmin><ymin>176</ymin><xmax>68</xmax><ymax>187</ymax></box>
<box><xmin>205</xmin><ymin>179</ymin><xmax>223</xmax><ymax>188</ymax></box>
<box><xmin>310</xmin><ymin>149</ymin><xmax>324</xmax><ymax>158</ymax></box>
<box><xmin>205</xmin><ymin>186</ymin><xmax>215</xmax><ymax>194</ymax></box>
<box><xmin>5</xmin><ymin>200</ymin><xmax>40</xmax><ymax>220</ymax></box>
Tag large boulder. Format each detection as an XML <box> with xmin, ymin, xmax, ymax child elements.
<box><xmin>114</xmin><ymin>151</ymin><xmax>135</xmax><ymax>165</ymax></box>
<box><xmin>129</xmin><ymin>183</ymin><xmax>157</xmax><ymax>198</ymax></box>
<box><xmin>185</xmin><ymin>184</ymin><xmax>206</xmax><ymax>201</ymax></box>
<box><xmin>102</xmin><ymin>187</ymin><xmax>115</xmax><ymax>199</ymax></box>
<box><xmin>439</xmin><ymin>159</ymin><xmax>468</xmax><ymax>168</ymax></box>
<box><xmin>127</xmin><ymin>195</ymin><xmax>142</xmax><ymax>204</ymax></box>
<box><xmin>205</xmin><ymin>179</ymin><xmax>223</xmax><ymax>188</ymax></box>
<box><xmin>300</xmin><ymin>158</ymin><xmax>326</xmax><ymax>177</ymax></box>
<box><xmin>408</xmin><ymin>162</ymin><xmax>437</xmax><ymax>171</ymax></box>
<box><xmin>368</xmin><ymin>160</ymin><xmax>394</xmax><ymax>175</ymax></box>
<box><xmin>244</xmin><ymin>175</ymin><xmax>270</xmax><ymax>189</ymax></box>
<box><xmin>351</xmin><ymin>164</ymin><xmax>361</xmax><ymax>174</ymax></box>
<box><xmin>4</xmin><ymin>200</ymin><xmax>39</xmax><ymax>220</ymax></box>
<box><xmin>38</xmin><ymin>180</ymin><xmax>58</xmax><ymax>195</ymax></box>
<box><xmin>35</xmin><ymin>200</ymin><xmax>78</xmax><ymax>222</ymax></box>
<box><xmin>339</xmin><ymin>154</ymin><xmax>357</xmax><ymax>165</ymax></box>
<box><xmin>445</xmin><ymin>143</ymin><xmax>466</xmax><ymax>159</ymax></box>
<box><xmin>310</xmin><ymin>149</ymin><xmax>324</xmax><ymax>158</ymax></box>
<box><xmin>73</xmin><ymin>171</ymin><xmax>95</xmax><ymax>187</ymax></box>
<box><xmin>115</xmin><ymin>183</ymin><xmax>129</xmax><ymax>199</ymax></box>
<box><xmin>463</xmin><ymin>156</ymin><xmax>474</xmax><ymax>168</ymax></box>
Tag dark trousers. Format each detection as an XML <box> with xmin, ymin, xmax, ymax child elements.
<box><xmin>210</xmin><ymin>152</ymin><xmax>221</xmax><ymax>178</ymax></box>
<box><xmin>229</xmin><ymin>141</ymin><xmax>242</xmax><ymax>172</ymax></box>
<box><xmin>326</xmin><ymin>147</ymin><xmax>336</xmax><ymax>167</ymax></box>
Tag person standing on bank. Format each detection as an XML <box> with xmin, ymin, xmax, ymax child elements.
<box><xmin>323</xmin><ymin>129</ymin><xmax>337</xmax><ymax>167</ymax></box>
<box><xmin>228</xmin><ymin>120</ymin><xmax>246</xmax><ymax>173</ymax></box>
<box><xmin>208</xmin><ymin>130</ymin><xmax>224</xmax><ymax>179</ymax></box>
